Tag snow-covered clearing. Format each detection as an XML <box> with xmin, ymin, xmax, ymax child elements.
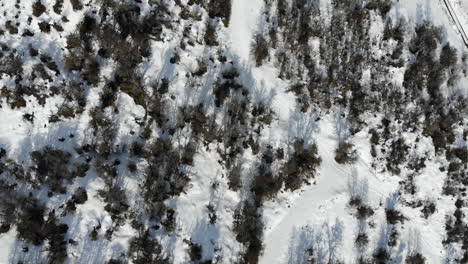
<box><xmin>229</xmin><ymin>0</ymin><xmax>264</xmax><ymax>64</ymax></box>
<box><xmin>260</xmin><ymin>115</ymin><xmax>397</xmax><ymax>264</ymax></box>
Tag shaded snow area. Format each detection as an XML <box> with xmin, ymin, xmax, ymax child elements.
<box><xmin>0</xmin><ymin>0</ymin><xmax>467</xmax><ymax>263</ymax></box>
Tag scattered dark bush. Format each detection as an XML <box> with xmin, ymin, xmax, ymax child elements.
<box><xmin>5</xmin><ymin>21</ymin><xmax>18</xmax><ymax>34</ymax></box>
<box><xmin>233</xmin><ymin>201</ymin><xmax>263</xmax><ymax>264</ymax></box>
<box><xmin>355</xmin><ymin>233</ymin><xmax>369</xmax><ymax>248</ymax></box>
<box><xmin>365</xmin><ymin>0</ymin><xmax>392</xmax><ymax>16</ymax></box>
<box><xmin>222</xmin><ymin>67</ymin><xmax>240</xmax><ymax>79</ymax></box>
<box><xmin>31</xmin><ymin>146</ymin><xmax>72</xmax><ymax>192</ymax></box>
<box><xmin>385</xmin><ymin>208</ymin><xmax>406</xmax><ymax>225</ymax></box>
<box><xmin>39</xmin><ymin>22</ymin><xmax>52</xmax><ymax>33</ymax></box>
<box><xmin>252</xmin><ymin>34</ymin><xmax>269</xmax><ymax>67</ymax></box>
<box><xmin>388</xmin><ymin>229</ymin><xmax>399</xmax><ymax>247</ymax></box>
<box><xmin>373</xmin><ymin>248</ymin><xmax>390</xmax><ymax>264</ymax></box>
<box><xmin>193</xmin><ymin>60</ymin><xmax>208</xmax><ymax>76</ymax></box>
<box><xmin>204</xmin><ymin>22</ymin><xmax>218</xmax><ymax>46</ymax></box>
<box><xmin>227</xmin><ymin>164</ymin><xmax>243</xmax><ymax>191</ymax></box>
<box><xmin>208</xmin><ymin>0</ymin><xmax>231</xmax><ymax>26</ymax></box>
<box><xmin>70</xmin><ymin>0</ymin><xmax>83</xmax><ymax>10</ymax></box>
<box><xmin>356</xmin><ymin>205</ymin><xmax>374</xmax><ymax>220</ymax></box>
<box><xmin>32</xmin><ymin>1</ymin><xmax>47</xmax><ymax>17</ymax></box>
<box><xmin>335</xmin><ymin>142</ymin><xmax>358</xmax><ymax>164</ymax></box>
<box><xmin>421</xmin><ymin>201</ymin><xmax>435</xmax><ymax>218</ymax></box>
<box><xmin>53</xmin><ymin>0</ymin><xmax>64</xmax><ymax>14</ymax></box>
<box><xmin>406</xmin><ymin>252</ymin><xmax>426</xmax><ymax>264</ymax></box>
<box><xmin>251</xmin><ymin>163</ymin><xmax>282</xmax><ymax>206</ymax></box>
<box><xmin>185</xmin><ymin>239</ymin><xmax>202</xmax><ymax>262</ymax></box>
<box><xmin>282</xmin><ymin>139</ymin><xmax>321</xmax><ymax>191</ymax></box>
<box><xmin>386</xmin><ymin>138</ymin><xmax>409</xmax><ymax>175</ymax></box>
<box><xmin>440</xmin><ymin>43</ymin><xmax>458</xmax><ymax>68</ymax></box>
<box><xmin>128</xmin><ymin>229</ymin><xmax>170</xmax><ymax>264</ymax></box>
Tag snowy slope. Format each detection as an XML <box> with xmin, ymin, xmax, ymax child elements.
<box><xmin>0</xmin><ymin>0</ymin><xmax>467</xmax><ymax>263</ymax></box>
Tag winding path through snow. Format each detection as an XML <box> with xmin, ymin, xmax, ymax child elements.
<box><xmin>229</xmin><ymin>0</ymin><xmax>264</xmax><ymax>64</ymax></box>
<box><xmin>260</xmin><ymin>118</ymin><xmax>351</xmax><ymax>264</ymax></box>
<box><xmin>260</xmin><ymin>117</ymin><xmax>390</xmax><ymax>264</ymax></box>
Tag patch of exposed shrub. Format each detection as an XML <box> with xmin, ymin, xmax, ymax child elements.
<box><xmin>406</xmin><ymin>252</ymin><xmax>426</xmax><ymax>264</ymax></box>
<box><xmin>208</xmin><ymin>0</ymin><xmax>231</xmax><ymax>26</ymax></box>
<box><xmin>32</xmin><ymin>1</ymin><xmax>47</xmax><ymax>17</ymax></box>
<box><xmin>385</xmin><ymin>208</ymin><xmax>406</xmax><ymax>225</ymax></box>
<box><xmin>204</xmin><ymin>22</ymin><xmax>218</xmax><ymax>46</ymax></box>
<box><xmin>335</xmin><ymin>142</ymin><xmax>358</xmax><ymax>164</ymax></box>
<box><xmin>233</xmin><ymin>201</ymin><xmax>263</xmax><ymax>264</ymax></box>
<box><xmin>281</xmin><ymin>139</ymin><xmax>321</xmax><ymax>191</ymax></box>
<box><xmin>252</xmin><ymin>34</ymin><xmax>269</xmax><ymax>67</ymax></box>
<box><xmin>31</xmin><ymin>146</ymin><xmax>72</xmax><ymax>192</ymax></box>
<box><xmin>128</xmin><ymin>229</ymin><xmax>170</xmax><ymax>264</ymax></box>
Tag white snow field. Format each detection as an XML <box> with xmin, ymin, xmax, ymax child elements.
<box><xmin>0</xmin><ymin>0</ymin><xmax>467</xmax><ymax>263</ymax></box>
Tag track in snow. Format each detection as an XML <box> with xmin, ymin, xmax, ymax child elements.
<box><xmin>229</xmin><ymin>0</ymin><xmax>263</xmax><ymax>64</ymax></box>
<box><xmin>442</xmin><ymin>0</ymin><xmax>468</xmax><ymax>47</ymax></box>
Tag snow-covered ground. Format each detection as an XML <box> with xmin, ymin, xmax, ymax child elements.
<box><xmin>229</xmin><ymin>0</ymin><xmax>264</xmax><ymax>64</ymax></box>
<box><xmin>260</xmin><ymin>115</ymin><xmax>394</xmax><ymax>264</ymax></box>
<box><xmin>0</xmin><ymin>0</ymin><xmax>467</xmax><ymax>263</ymax></box>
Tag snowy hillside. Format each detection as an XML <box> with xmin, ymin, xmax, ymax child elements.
<box><xmin>0</xmin><ymin>0</ymin><xmax>467</xmax><ymax>263</ymax></box>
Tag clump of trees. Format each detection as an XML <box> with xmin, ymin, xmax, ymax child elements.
<box><xmin>207</xmin><ymin>0</ymin><xmax>231</xmax><ymax>26</ymax></box>
<box><xmin>233</xmin><ymin>200</ymin><xmax>264</xmax><ymax>264</ymax></box>
<box><xmin>281</xmin><ymin>139</ymin><xmax>321</xmax><ymax>191</ymax></box>
<box><xmin>128</xmin><ymin>229</ymin><xmax>170</xmax><ymax>264</ymax></box>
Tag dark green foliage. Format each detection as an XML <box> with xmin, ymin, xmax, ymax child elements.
<box><xmin>16</xmin><ymin>198</ymin><xmax>47</xmax><ymax>245</ymax></box>
<box><xmin>45</xmin><ymin>212</ymin><xmax>69</xmax><ymax>264</ymax></box>
<box><xmin>222</xmin><ymin>67</ymin><xmax>240</xmax><ymax>80</ymax></box>
<box><xmin>387</xmin><ymin>228</ymin><xmax>399</xmax><ymax>247</ymax></box>
<box><xmin>65</xmin><ymin>187</ymin><xmax>88</xmax><ymax>213</ymax></box>
<box><xmin>421</xmin><ymin>201</ymin><xmax>435</xmax><ymax>218</ymax></box>
<box><xmin>356</xmin><ymin>205</ymin><xmax>374</xmax><ymax>220</ymax></box>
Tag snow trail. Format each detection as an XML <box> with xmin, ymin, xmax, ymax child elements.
<box><xmin>260</xmin><ymin>116</ymin><xmax>393</xmax><ymax>264</ymax></box>
<box><xmin>229</xmin><ymin>0</ymin><xmax>264</xmax><ymax>64</ymax></box>
<box><xmin>260</xmin><ymin>117</ymin><xmax>351</xmax><ymax>264</ymax></box>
